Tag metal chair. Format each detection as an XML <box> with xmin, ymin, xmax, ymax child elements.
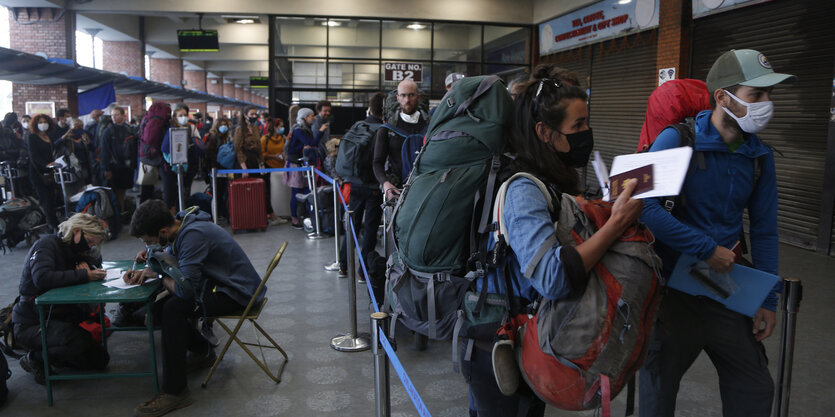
<box><xmin>201</xmin><ymin>241</ymin><xmax>290</xmax><ymax>388</ymax></box>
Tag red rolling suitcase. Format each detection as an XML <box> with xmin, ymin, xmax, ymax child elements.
<box><xmin>228</xmin><ymin>178</ymin><xmax>268</xmax><ymax>232</ymax></box>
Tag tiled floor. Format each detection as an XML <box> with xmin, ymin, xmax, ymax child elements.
<box><xmin>0</xmin><ymin>218</ymin><xmax>833</xmax><ymax>416</ymax></box>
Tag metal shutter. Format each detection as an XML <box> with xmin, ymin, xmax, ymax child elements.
<box><xmin>540</xmin><ymin>44</ymin><xmax>592</xmax><ymax>90</ymax></box>
<box><xmin>585</xmin><ymin>31</ymin><xmax>658</xmax><ymax>191</ymax></box>
<box><xmin>691</xmin><ymin>0</ymin><xmax>835</xmax><ymax>250</ymax></box>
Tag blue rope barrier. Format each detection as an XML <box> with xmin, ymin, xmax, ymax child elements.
<box><xmin>316</xmin><ymin>169</ymin><xmax>432</xmax><ymax>416</ymax></box>
<box><xmin>216</xmin><ymin>167</ymin><xmax>308</xmax><ymax>174</ymax></box>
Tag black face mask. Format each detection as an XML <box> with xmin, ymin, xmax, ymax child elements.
<box><xmin>248</xmin><ymin>116</ymin><xmax>258</xmax><ymax>124</ymax></box>
<box><xmin>557</xmin><ymin>128</ymin><xmax>594</xmax><ymax>168</ymax></box>
<box><xmin>71</xmin><ymin>231</ymin><xmax>90</xmax><ymax>253</ymax></box>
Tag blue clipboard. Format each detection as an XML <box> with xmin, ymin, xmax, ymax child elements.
<box><xmin>668</xmin><ymin>254</ymin><xmax>780</xmax><ymax>317</ymax></box>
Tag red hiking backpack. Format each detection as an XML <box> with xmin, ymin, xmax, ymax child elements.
<box><xmin>139</xmin><ymin>102</ymin><xmax>171</xmax><ymax>166</ymax></box>
<box><xmin>637</xmin><ymin>79</ymin><xmax>710</xmax><ymax>152</ymax></box>
<box><xmin>494</xmin><ymin>174</ymin><xmax>662</xmax><ymax>416</ymax></box>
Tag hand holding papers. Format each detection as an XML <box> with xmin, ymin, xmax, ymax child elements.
<box><xmin>593</xmin><ymin>147</ymin><xmax>693</xmax><ymax>201</ymax></box>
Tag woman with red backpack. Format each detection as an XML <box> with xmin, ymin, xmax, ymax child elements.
<box><xmin>461</xmin><ymin>65</ymin><xmax>645</xmax><ymax>417</ymax></box>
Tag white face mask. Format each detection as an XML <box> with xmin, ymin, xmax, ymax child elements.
<box><xmin>177</xmin><ymin>116</ymin><xmax>188</xmax><ymax>126</ymax></box>
<box><xmin>722</xmin><ymin>90</ymin><xmax>774</xmax><ymax>134</ymax></box>
<box><xmin>399</xmin><ymin>111</ymin><xmax>420</xmax><ymax>124</ymax></box>
<box><xmin>37</xmin><ymin>123</ymin><xmax>49</xmax><ymax>132</ymax></box>
<box><xmin>21</xmin><ymin>122</ymin><xmax>28</xmax><ymax>130</ymax></box>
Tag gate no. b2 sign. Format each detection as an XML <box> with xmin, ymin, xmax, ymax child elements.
<box><xmin>385</xmin><ymin>62</ymin><xmax>423</xmax><ymax>83</ymax></box>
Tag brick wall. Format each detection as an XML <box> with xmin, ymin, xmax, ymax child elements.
<box><xmin>207</xmin><ymin>78</ymin><xmax>223</xmax><ymax>96</ymax></box>
<box><xmin>9</xmin><ymin>7</ymin><xmax>77</xmax><ymax>116</ymax></box>
<box><xmin>102</xmin><ymin>41</ymin><xmax>144</xmax><ymax>78</ymax></box>
<box><xmin>184</xmin><ymin>70</ymin><xmax>207</xmax><ymax>92</ymax></box>
<box><xmin>243</xmin><ymin>89</ymin><xmax>252</xmax><ymax>104</ymax></box>
<box><xmin>13</xmin><ymin>84</ymin><xmax>75</xmax><ymax>117</ymax></box>
<box><xmin>149</xmin><ymin>58</ymin><xmax>183</xmax><ymax>86</ymax></box>
<box><xmin>234</xmin><ymin>86</ymin><xmax>244</xmax><ymax>101</ymax></box>
<box><xmin>184</xmin><ymin>101</ymin><xmax>207</xmax><ymax>117</ymax></box>
<box><xmin>222</xmin><ymin>81</ymin><xmax>235</xmax><ymax>99</ymax></box>
<box><xmin>115</xmin><ymin>94</ymin><xmax>145</xmax><ymax>121</ymax></box>
<box><xmin>656</xmin><ymin>0</ymin><xmax>692</xmax><ymax>80</ymax></box>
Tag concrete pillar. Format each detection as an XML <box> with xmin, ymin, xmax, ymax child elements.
<box><xmin>102</xmin><ymin>40</ymin><xmax>146</xmax><ymax>118</ymax></box>
<box><xmin>656</xmin><ymin>0</ymin><xmax>693</xmax><ymax>81</ymax></box>
<box><xmin>9</xmin><ymin>7</ymin><xmax>77</xmax><ymax>116</ymax></box>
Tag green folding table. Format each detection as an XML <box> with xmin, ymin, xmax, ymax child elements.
<box><xmin>35</xmin><ymin>261</ymin><xmax>159</xmax><ymax>405</ymax></box>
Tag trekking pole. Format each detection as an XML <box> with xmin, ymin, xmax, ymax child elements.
<box><xmin>211</xmin><ymin>167</ymin><xmax>218</xmax><ymax>225</ymax></box>
<box><xmin>56</xmin><ymin>166</ymin><xmax>70</xmax><ymax>218</ymax></box>
<box><xmin>774</xmin><ymin>278</ymin><xmax>803</xmax><ymax>417</ymax></box>
<box><xmin>371</xmin><ymin>311</ymin><xmax>392</xmax><ymax>417</ymax></box>
<box><xmin>331</xmin><ymin>209</ymin><xmax>370</xmax><ymax>352</ymax></box>
<box><xmin>176</xmin><ymin>164</ymin><xmax>185</xmax><ymax>212</ymax></box>
<box><xmin>306</xmin><ymin>165</ymin><xmax>326</xmax><ymax>240</ymax></box>
<box><xmin>324</xmin><ymin>183</ymin><xmax>341</xmax><ymax>271</ymax></box>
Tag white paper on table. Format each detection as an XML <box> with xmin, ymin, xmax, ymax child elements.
<box><xmin>101</xmin><ymin>276</ymin><xmax>158</xmax><ymax>290</ymax></box>
<box><xmin>104</xmin><ymin>269</ymin><xmax>124</xmax><ymax>281</ymax></box>
<box><xmin>605</xmin><ymin>146</ymin><xmax>693</xmax><ymax>201</ymax></box>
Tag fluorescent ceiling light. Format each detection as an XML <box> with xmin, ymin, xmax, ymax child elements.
<box><xmin>323</xmin><ymin>21</ymin><xmax>341</xmax><ymax>27</ymax></box>
<box><xmin>236</xmin><ymin>19</ymin><xmax>255</xmax><ymax>24</ymax></box>
<box><xmin>406</xmin><ymin>23</ymin><xmax>426</xmax><ymax>30</ymax></box>
<box><xmin>618</xmin><ymin>0</ymin><xmax>632</xmax><ymax>4</ymax></box>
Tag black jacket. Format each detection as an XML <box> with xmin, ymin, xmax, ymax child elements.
<box><xmin>11</xmin><ymin>234</ymin><xmax>100</xmax><ymax>326</ymax></box>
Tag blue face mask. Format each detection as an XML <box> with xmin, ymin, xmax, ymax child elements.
<box><xmin>276</xmin><ymin>127</ymin><xmax>285</xmax><ymax>135</ymax></box>
<box><xmin>218</xmin><ymin>125</ymin><xmax>229</xmax><ymax>134</ymax></box>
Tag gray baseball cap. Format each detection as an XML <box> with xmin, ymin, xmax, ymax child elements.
<box><xmin>706</xmin><ymin>49</ymin><xmax>796</xmax><ymax>93</ymax></box>
<box><xmin>445</xmin><ymin>73</ymin><xmax>465</xmax><ymax>87</ymax></box>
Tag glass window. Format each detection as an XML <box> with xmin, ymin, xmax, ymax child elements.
<box><xmin>328</xmin><ymin>60</ymin><xmax>381</xmax><ymax>90</ymax></box>
<box><xmin>484</xmin><ymin>26</ymin><xmax>530</xmax><ymax>64</ymax></box>
<box><xmin>328</xmin><ymin>19</ymin><xmax>381</xmax><ymax>59</ymax></box>
<box><xmin>291</xmin><ymin>60</ymin><xmax>327</xmax><ymax>89</ymax></box>
<box><xmin>483</xmin><ymin>64</ymin><xmax>528</xmax><ymax>85</ymax></box>
<box><xmin>433</xmin><ymin>23</ymin><xmax>481</xmax><ymax>62</ymax></box>
<box><xmin>275</xmin><ymin>17</ymin><xmax>328</xmax><ymax>57</ymax></box>
<box><xmin>382</xmin><ymin>20</ymin><xmax>431</xmax><ymax>60</ymax></box>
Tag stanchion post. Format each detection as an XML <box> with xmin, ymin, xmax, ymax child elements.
<box><xmin>331</xmin><ymin>209</ymin><xmax>370</xmax><ymax>352</ymax></box>
<box><xmin>324</xmin><ymin>182</ymin><xmax>341</xmax><ymax>271</ymax></box>
<box><xmin>774</xmin><ymin>278</ymin><xmax>802</xmax><ymax>417</ymax></box>
<box><xmin>211</xmin><ymin>167</ymin><xmax>218</xmax><ymax>225</ymax></box>
<box><xmin>176</xmin><ymin>164</ymin><xmax>185</xmax><ymax>212</ymax></box>
<box><xmin>371</xmin><ymin>312</ymin><xmax>392</xmax><ymax>417</ymax></box>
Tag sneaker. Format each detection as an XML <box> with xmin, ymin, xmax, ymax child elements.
<box><xmin>491</xmin><ymin>339</ymin><xmax>520</xmax><ymax>396</ymax></box>
<box><xmin>337</xmin><ymin>269</ymin><xmax>347</xmax><ymax>278</ymax></box>
<box><xmin>268</xmin><ymin>216</ymin><xmax>287</xmax><ymax>226</ymax></box>
<box><xmin>135</xmin><ymin>391</ymin><xmax>194</xmax><ymax>417</ymax></box>
<box><xmin>290</xmin><ymin>221</ymin><xmax>303</xmax><ymax>230</ymax></box>
<box><xmin>19</xmin><ymin>352</ymin><xmax>45</xmax><ymax>385</ymax></box>
<box><xmin>186</xmin><ymin>348</ymin><xmax>217</xmax><ymax>373</ymax></box>
<box><xmin>112</xmin><ymin>304</ymin><xmax>142</xmax><ymax>328</ymax></box>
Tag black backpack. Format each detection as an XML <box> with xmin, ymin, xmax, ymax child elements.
<box><xmin>334</xmin><ymin>120</ymin><xmax>381</xmax><ymax>185</ymax></box>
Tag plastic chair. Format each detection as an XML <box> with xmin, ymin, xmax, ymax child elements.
<box><xmin>201</xmin><ymin>241</ymin><xmax>290</xmax><ymax>388</ymax></box>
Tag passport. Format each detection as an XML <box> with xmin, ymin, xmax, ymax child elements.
<box><xmin>609</xmin><ymin>164</ymin><xmax>654</xmax><ymax>199</ymax></box>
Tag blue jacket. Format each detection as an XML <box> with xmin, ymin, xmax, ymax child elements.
<box><xmin>169</xmin><ymin>208</ymin><xmax>264</xmax><ymax>306</ymax></box>
<box><xmin>286</xmin><ymin>126</ymin><xmax>323</xmax><ymax>160</ymax></box>
<box><xmin>639</xmin><ymin>110</ymin><xmax>780</xmax><ymax>311</ymax></box>
<box><xmin>478</xmin><ymin>178</ymin><xmax>581</xmax><ymax>303</ymax></box>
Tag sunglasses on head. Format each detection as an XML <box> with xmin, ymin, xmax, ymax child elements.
<box><xmin>532</xmin><ymin>78</ymin><xmax>562</xmax><ymax>116</ymax></box>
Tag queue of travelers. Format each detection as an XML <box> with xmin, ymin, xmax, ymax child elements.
<box><xmin>2</xmin><ymin>46</ymin><xmax>792</xmax><ymax>417</ymax></box>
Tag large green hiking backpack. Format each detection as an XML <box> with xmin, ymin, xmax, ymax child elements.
<box><xmin>386</xmin><ymin>75</ymin><xmax>513</xmax><ymax>340</ymax></box>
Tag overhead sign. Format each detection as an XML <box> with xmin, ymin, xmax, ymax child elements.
<box><xmin>539</xmin><ymin>0</ymin><xmax>660</xmax><ymax>56</ymax></box>
<box><xmin>692</xmin><ymin>0</ymin><xmax>771</xmax><ymax>19</ymax></box>
<box><xmin>384</xmin><ymin>62</ymin><xmax>423</xmax><ymax>83</ymax></box>
<box><xmin>250</xmin><ymin>76</ymin><xmax>269</xmax><ymax>89</ymax></box>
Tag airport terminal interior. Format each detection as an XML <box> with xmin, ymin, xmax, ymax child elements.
<box><xmin>0</xmin><ymin>0</ymin><xmax>834</xmax><ymax>416</ymax></box>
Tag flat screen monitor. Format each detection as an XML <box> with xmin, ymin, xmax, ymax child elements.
<box><xmin>177</xmin><ymin>30</ymin><xmax>219</xmax><ymax>52</ymax></box>
<box><xmin>250</xmin><ymin>76</ymin><xmax>269</xmax><ymax>89</ymax></box>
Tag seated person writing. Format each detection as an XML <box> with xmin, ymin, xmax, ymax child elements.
<box><xmin>126</xmin><ymin>200</ymin><xmax>263</xmax><ymax>417</ymax></box>
<box><xmin>12</xmin><ymin>213</ymin><xmax>110</xmax><ymax>385</ymax></box>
